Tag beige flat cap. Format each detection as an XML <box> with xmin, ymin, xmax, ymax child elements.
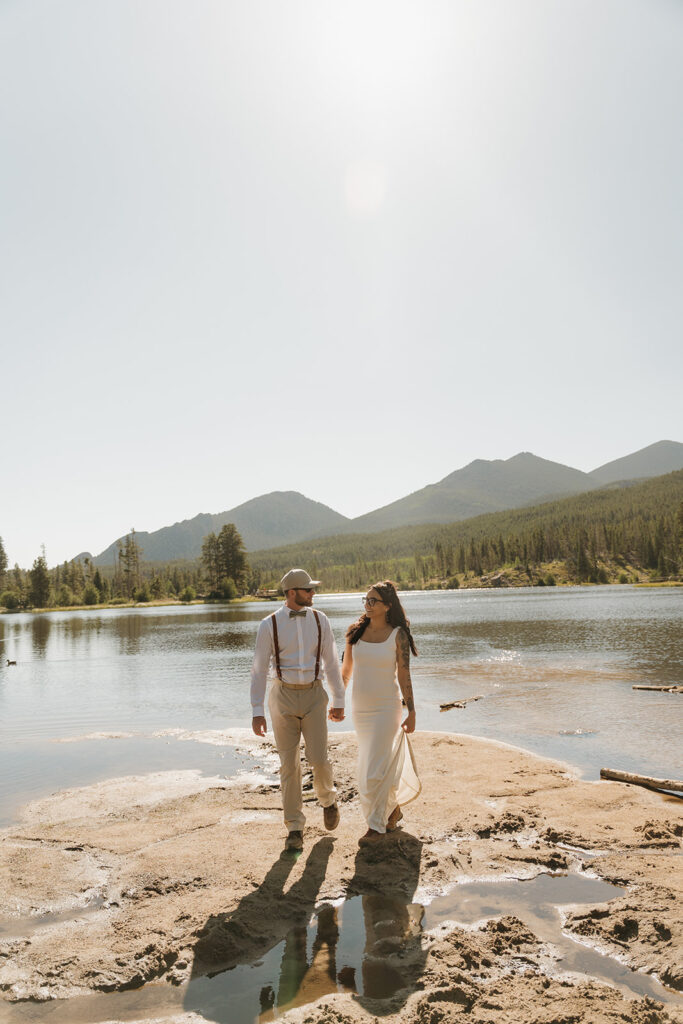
<box><xmin>280</xmin><ymin>568</ymin><xmax>321</xmax><ymax>591</ymax></box>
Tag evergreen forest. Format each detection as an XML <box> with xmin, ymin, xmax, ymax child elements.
<box><xmin>248</xmin><ymin>470</ymin><xmax>683</xmax><ymax>592</ymax></box>
<box><xmin>1</xmin><ymin>470</ymin><xmax>681</xmax><ymax>611</ymax></box>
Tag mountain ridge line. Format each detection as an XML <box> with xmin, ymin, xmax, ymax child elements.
<box><xmin>78</xmin><ymin>440</ymin><xmax>683</xmax><ymax>565</ymax></box>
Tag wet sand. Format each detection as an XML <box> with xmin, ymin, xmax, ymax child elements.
<box><xmin>0</xmin><ymin>730</ymin><xmax>681</xmax><ymax>1024</ymax></box>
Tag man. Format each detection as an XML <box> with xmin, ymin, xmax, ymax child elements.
<box><xmin>251</xmin><ymin>568</ymin><xmax>345</xmax><ymax>851</ymax></box>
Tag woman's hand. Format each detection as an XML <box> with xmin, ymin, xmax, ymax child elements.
<box><xmin>401</xmin><ymin>709</ymin><xmax>416</xmax><ymax>733</ymax></box>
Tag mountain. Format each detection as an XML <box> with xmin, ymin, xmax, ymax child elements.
<box><xmin>84</xmin><ymin>440</ymin><xmax>681</xmax><ymax>564</ymax></box>
<box><xmin>248</xmin><ymin>469</ymin><xmax>683</xmax><ymax>580</ymax></box>
<box><xmin>589</xmin><ymin>440</ymin><xmax>683</xmax><ymax>486</ymax></box>
<box><xmin>91</xmin><ymin>492</ymin><xmax>350</xmax><ymax>566</ymax></box>
<box><xmin>347</xmin><ymin>453</ymin><xmax>596</xmax><ymax>533</ymax></box>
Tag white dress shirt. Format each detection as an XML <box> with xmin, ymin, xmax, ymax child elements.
<box><xmin>250</xmin><ymin>604</ymin><xmax>345</xmax><ymax>717</ymax></box>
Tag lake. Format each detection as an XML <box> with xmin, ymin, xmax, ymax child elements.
<box><xmin>1</xmin><ymin>586</ymin><xmax>681</xmax><ymax>825</ymax></box>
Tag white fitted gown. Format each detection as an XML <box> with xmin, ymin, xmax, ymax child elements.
<box><xmin>351</xmin><ymin>627</ymin><xmax>421</xmax><ymax>833</ymax></box>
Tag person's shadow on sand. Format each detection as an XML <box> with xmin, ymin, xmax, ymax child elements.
<box><xmin>183</xmin><ymin>832</ymin><xmax>425</xmax><ymax>1023</ymax></box>
<box><xmin>257</xmin><ymin>832</ymin><xmax>426</xmax><ymax>1021</ymax></box>
<box><xmin>340</xmin><ymin>831</ymin><xmax>425</xmax><ymax>1017</ymax></box>
<box><xmin>183</xmin><ymin>837</ymin><xmax>334</xmax><ymax>1024</ymax></box>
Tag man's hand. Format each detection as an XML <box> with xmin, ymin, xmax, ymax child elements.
<box><xmin>328</xmin><ymin>707</ymin><xmax>345</xmax><ymax>723</ymax></box>
<box><xmin>252</xmin><ymin>716</ymin><xmax>267</xmax><ymax>737</ymax></box>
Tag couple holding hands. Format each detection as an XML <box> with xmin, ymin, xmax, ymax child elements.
<box><xmin>250</xmin><ymin>569</ymin><xmax>421</xmax><ymax>851</ymax></box>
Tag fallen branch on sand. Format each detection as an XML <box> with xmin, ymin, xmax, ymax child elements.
<box><xmin>600</xmin><ymin>768</ymin><xmax>683</xmax><ymax>794</ymax></box>
<box><xmin>440</xmin><ymin>695</ymin><xmax>483</xmax><ymax>711</ymax></box>
<box><xmin>632</xmin><ymin>684</ymin><xmax>683</xmax><ymax>693</ymax></box>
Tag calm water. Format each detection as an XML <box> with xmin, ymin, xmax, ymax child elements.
<box><xmin>0</xmin><ymin>587</ymin><xmax>681</xmax><ymax>824</ymax></box>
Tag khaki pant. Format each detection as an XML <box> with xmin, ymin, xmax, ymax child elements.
<box><xmin>268</xmin><ymin>680</ymin><xmax>336</xmax><ymax>832</ymax></box>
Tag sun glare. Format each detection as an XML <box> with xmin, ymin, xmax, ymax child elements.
<box><xmin>344</xmin><ymin>159</ymin><xmax>388</xmax><ymax>218</ymax></box>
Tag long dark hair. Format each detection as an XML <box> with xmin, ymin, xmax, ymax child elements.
<box><xmin>346</xmin><ymin>580</ymin><xmax>418</xmax><ymax>656</ymax></box>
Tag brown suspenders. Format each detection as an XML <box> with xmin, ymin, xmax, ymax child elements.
<box><xmin>270</xmin><ymin>609</ymin><xmax>322</xmax><ymax>682</ymax></box>
<box><xmin>313</xmin><ymin>610</ymin><xmax>322</xmax><ymax>679</ymax></box>
<box><xmin>271</xmin><ymin>612</ymin><xmax>283</xmax><ymax>681</ymax></box>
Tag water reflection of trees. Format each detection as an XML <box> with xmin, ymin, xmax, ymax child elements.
<box><xmin>104</xmin><ymin>611</ymin><xmax>254</xmax><ymax>657</ymax></box>
<box><xmin>30</xmin><ymin>616</ymin><xmax>52</xmax><ymax>657</ymax></box>
<box><xmin>4</xmin><ymin>606</ymin><xmax>256</xmax><ymax>667</ymax></box>
<box><xmin>57</xmin><ymin>614</ymin><xmax>97</xmax><ymax>658</ymax></box>
<box><xmin>111</xmin><ymin>613</ymin><xmax>145</xmax><ymax>656</ymax></box>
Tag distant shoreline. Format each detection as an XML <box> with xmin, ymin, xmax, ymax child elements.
<box><xmin>0</xmin><ymin>596</ymin><xmax>252</xmax><ymax>615</ymax></box>
<box><xmin>2</xmin><ymin>580</ymin><xmax>681</xmax><ymax>616</ymax></box>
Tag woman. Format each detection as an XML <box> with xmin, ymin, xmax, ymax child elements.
<box><xmin>342</xmin><ymin>581</ymin><xmax>421</xmax><ymax>843</ymax></box>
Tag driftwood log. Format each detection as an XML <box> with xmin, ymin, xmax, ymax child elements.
<box><xmin>600</xmin><ymin>768</ymin><xmax>683</xmax><ymax>794</ymax></box>
<box><xmin>440</xmin><ymin>695</ymin><xmax>483</xmax><ymax>711</ymax></box>
<box><xmin>632</xmin><ymin>685</ymin><xmax>683</xmax><ymax>693</ymax></box>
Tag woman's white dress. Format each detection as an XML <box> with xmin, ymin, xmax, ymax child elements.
<box><xmin>351</xmin><ymin>627</ymin><xmax>421</xmax><ymax>833</ymax></box>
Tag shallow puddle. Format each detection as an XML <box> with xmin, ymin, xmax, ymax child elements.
<box><xmin>0</xmin><ymin>897</ymin><xmax>106</xmax><ymax>941</ymax></box>
<box><xmin>6</xmin><ymin>871</ymin><xmax>681</xmax><ymax>1024</ymax></box>
<box><xmin>184</xmin><ymin>892</ymin><xmax>425</xmax><ymax>1023</ymax></box>
<box><xmin>424</xmin><ymin>874</ymin><xmax>678</xmax><ymax>1004</ymax></box>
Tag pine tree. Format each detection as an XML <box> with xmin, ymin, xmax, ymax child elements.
<box><xmin>119</xmin><ymin>530</ymin><xmax>142</xmax><ymax>598</ymax></box>
<box><xmin>29</xmin><ymin>547</ymin><xmax>51</xmax><ymax>608</ymax></box>
<box><xmin>216</xmin><ymin>524</ymin><xmax>248</xmax><ymax>591</ymax></box>
<box><xmin>0</xmin><ymin>536</ymin><xmax>7</xmax><ymax>589</ymax></box>
<box><xmin>201</xmin><ymin>532</ymin><xmax>220</xmax><ymax>592</ymax></box>
<box><xmin>575</xmin><ymin>531</ymin><xmax>591</xmax><ymax>581</ymax></box>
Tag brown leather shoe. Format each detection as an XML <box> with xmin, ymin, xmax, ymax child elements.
<box><xmin>358</xmin><ymin>828</ymin><xmax>383</xmax><ymax>845</ymax></box>
<box><xmin>387</xmin><ymin>805</ymin><xmax>403</xmax><ymax>831</ymax></box>
<box><xmin>323</xmin><ymin>803</ymin><xmax>340</xmax><ymax>831</ymax></box>
<box><xmin>285</xmin><ymin>830</ymin><xmax>303</xmax><ymax>851</ymax></box>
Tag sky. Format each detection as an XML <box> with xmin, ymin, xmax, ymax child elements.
<box><xmin>1</xmin><ymin>0</ymin><xmax>682</xmax><ymax>568</ymax></box>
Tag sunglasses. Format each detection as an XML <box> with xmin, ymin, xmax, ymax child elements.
<box><xmin>296</xmin><ymin>587</ymin><xmax>315</xmax><ymax>594</ymax></box>
<box><xmin>362</xmin><ymin>597</ymin><xmax>383</xmax><ymax>607</ymax></box>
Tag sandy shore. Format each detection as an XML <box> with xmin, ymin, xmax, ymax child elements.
<box><xmin>0</xmin><ymin>730</ymin><xmax>681</xmax><ymax>1024</ymax></box>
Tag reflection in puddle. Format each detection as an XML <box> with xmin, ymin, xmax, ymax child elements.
<box><xmin>6</xmin><ymin>873</ymin><xmax>681</xmax><ymax>1024</ymax></box>
<box><xmin>183</xmin><ymin>873</ymin><xmax>679</xmax><ymax>1024</ymax></box>
<box><xmin>185</xmin><ymin>893</ymin><xmax>423</xmax><ymax>1024</ymax></box>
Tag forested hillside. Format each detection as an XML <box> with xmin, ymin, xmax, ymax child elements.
<box><xmin>249</xmin><ymin>471</ymin><xmax>683</xmax><ymax>590</ymax></box>
<box><xmin>80</xmin><ymin>441</ymin><xmax>683</xmax><ymax>562</ymax></box>
<box><xmin>2</xmin><ymin>471</ymin><xmax>681</xmax><ymax>610</ymax></box>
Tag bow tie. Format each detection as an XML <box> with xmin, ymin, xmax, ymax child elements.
<box><xmin>289</xmin><ymin>610</ymin><xmax>307</xmax><ymax>618</ymax></box>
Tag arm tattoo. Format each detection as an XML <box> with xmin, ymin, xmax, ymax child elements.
<box><xmin>397</xmin><ymin>629</ymin><xmax>415</xmax><ymax>712</ymax></box>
